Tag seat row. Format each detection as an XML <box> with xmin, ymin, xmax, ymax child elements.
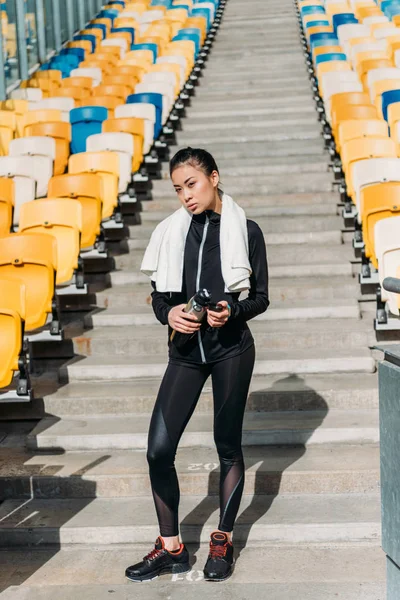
<box><xmin>298</xmin><ymin>0</ymin><xmax>400</xmax><ymax>331</ymax></box>
<box><xmin>0</xmin><ymin>0</ymin><xmax>226</xmax><ymax>402</ymax></box>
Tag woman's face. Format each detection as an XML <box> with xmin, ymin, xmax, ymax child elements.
<box><xmin>171</xmin><ymin>163</ymin><xmax>219</xmax><ymax>215</ymax></box>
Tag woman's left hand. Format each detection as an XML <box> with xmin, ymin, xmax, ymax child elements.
<box><xmin>207</xmin><ymin>301</ymin><xmax>231</xmax><ymax>328</ymax></box>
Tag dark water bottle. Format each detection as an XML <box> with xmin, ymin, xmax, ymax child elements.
<box><xmin>170</xmin><ymin>288</ymin><xmax>212</xmax><ymax>346</ymax></box>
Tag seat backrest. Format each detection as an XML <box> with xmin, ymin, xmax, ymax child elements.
<box><xmin>9</xmin><ymin>136</ymin><xmax>56</xmax><ymax>162</ymax></box>
<box><xmin>20</xmin><ymin>198</ymin><xmax>82</xmax><ymax>282</ymax></box>
<box><xmin>86</xmin><ymin>131</ymin><xmax>134</xmax><ymax>156</ymax></box>
<box><xmin>33</xmin><ymin>97</ymin><xmax>75</xmax><ymax>121</ymax></box>
<box><xmin>0</xmin><ymin>233</ymin><xmax>56</xmax><ymax>331</ymax></box>
<box><xmin>48</xmin><ymin>172</ymin><xmax>103</xmax><ymax>201</ymax></box>
<box><xmin>0</xmin><ymin>155</ymin><xmax>46</xmax><ymax>197</ymax></box>
<box><xmin>115</xmin><ymin>102</ymin><xmax>155</xmax><ymax>151</ymax></box>
<box><xmin>338</xmin><ymin>119</ymin><xmax>389</xmax><ymax>149</ymax></box>
<box><xmin>127</xmin><ymin>92</ymin><xmax>162</xmax><ymax>136</ymax></box>
<box><xmin>11</xmin><ymin>88</ymin><xmax>43</xmax><ymax>102</ymax></box>
<box><xmin>102</xmin><ymin>116</ymin><xmax>144</xmax><ymax>142</ymax></box>
<box><xmin>81</xmin><ymin>96</ymin><xmax>121</xmax><ymax>116</ymax></box>
<box><xmin>367</xmin><ymin>67</ymin><xmax>400</xmax><ymax>91</ymax></box>
<box><xmin>25</xmin><ymin>120</ymin><xmax>71</xmax><ymax>142</ymax></box>
<box><xmin>92</xmin><ymin>84</ymin><xmax>131</xmax><ymax>101</ymax></box>
<box><xmin>0</xmin><ymin>177</ymin><xmax>14</xmax><ymax>236</ymax></box>
<box><xmin>69</xmin><ymin>150</ymin><xmax>120</xmax><ymax>177</ymax></box>
<box><xmin>70</xmin><ymin>106</ymin><xmax>108</xmax><ymax>154</ymax></box>
<box><xmin>22</xmin><ymin>109</ymin><xmax>63</xmax><ymax>135</ymax></box>
<box><xmin>62</xmin><ymin>76</ymin><xmax>93</xmax><ymax>91</ymax></box>
<box><xmin>103</xmin><ymin>74</ymin><xmax>137</xmax><ymax>92</ymax></box>
<box><xmin>70</xmin><ymin>67</ymin><xmax>103</xmax><ymax>87</ymax></box>
<box><xmin>343</xmin><ymin>137</ymin><xmax>397</xmax><ymax>177</ymax></box>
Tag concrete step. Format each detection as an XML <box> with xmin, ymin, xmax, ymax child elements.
<box><xmin>94</xmin><ymin>277</ymin><xmax>360</xmax><ymax>309</ymax></box>
<box><xmin>175</xmin><ymin>129</ymin><xmax>321</xmax><ymax>146</ymax></box>
<box><xmin>109</xmin><ymin>260</ymin><xmax>353</xmax><ymax>286</ymax></box>
<box><xmin>0</xmin><ymin>582</ymin><xmax>385</xmax><ymax>600</ymax></box>
<box><xmin>136</xmin><ymin>211</ymin><xmax>340</xmax><ymax>229</ymax></box>
<box><xmin>83</xmin><ymin>299</ymin><xmax>361</xmax><ymax>327</ymax></box>
<box><xmin>187</xmin><ymin>94</ymin><xmax>318</xmax><ymax>112</ymax></box>
<box><xmin>0</xmin><ymin>546</ymin><xmax>385</xmax><ymax>596</ymax></box>
<box><xmin>114</xmin><ymin>243</ymin><xmax>351</xmax><ymax>272</ymax></box>
<box><xmin>0</xmin><ymin>492</ymin><xmax>381</xmax><ymax>546</ymax></box>
<box><xmin>151</xmin><ymin>172</ymin><xmax>332</xmax><ymax>196</ymax></box>
<box><xmin>24</xmin><ymin>373</ymin><xmax>379</xmax><ymax>417</ymax></box>
<box><xmin>0</xmin><ymin>445</ymin><xmax>380</xmax><ymax>499</ymax></box>
<box><xmin>181</xmin><ymin>116</ymin><xmax>318</xmax><ymax>134</ymax></box>
<box><xmin>115</xmin><ymin>228</ymin><xmax>342</xmax><ymax>250</ymax></box>
<box><xmin>165</xmin><ymin>139</ymin><xmax>325</xmax><ymax>159</ymax></box>
<box><xmin>185</xmin><ymin>104</ymin><xmax>317</xmax><ymax>122</ymax></box>
<box><xmin>159</xmin><ymin>157</ymin><xmax>329</xmax><ymax>179</ymax></box>
<box><xmin>72</xmin><ymin>319</ymin><xmax>371</xmax><ymax>358</ymax></box>
<box><xmin>25</xmin><ymin>408</ymin><xmax>380</xmax><ymax>451</ymax></box>
<box><xmin>62</xmin><ymin>348</ymin><xmax>375</xmax><ymax>383</ymax></box>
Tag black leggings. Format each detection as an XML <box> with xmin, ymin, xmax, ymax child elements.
<box><xmin>146</xmin><ymin>345</ymin><xmax>255</xmax><ymax>537</ymax></box>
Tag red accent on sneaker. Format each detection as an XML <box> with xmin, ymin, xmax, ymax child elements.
<box><xmin>144</xmin><ymin>547</ymin><xmax>164</xmax><ymax>562</ymax></box>
<box><xmin>209</xmin><ymin>544</ymin><xmax>228</xmax><ymax>560</ymax></box>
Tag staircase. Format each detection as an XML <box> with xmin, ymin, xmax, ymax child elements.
<box><xmin>0</xmin><ymin>0</ymin><xmax>385</xmax><ymax>597</ymax></box>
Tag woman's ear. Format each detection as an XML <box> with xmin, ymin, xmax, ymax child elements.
<box><xmin>211</xmin><ymin>170</ymin><xmax>220</xmax><ymax>188</ymax></box>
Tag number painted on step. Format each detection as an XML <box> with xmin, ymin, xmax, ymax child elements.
<box><xmin>187</xmin><ymin>463</ymin><xmax>218</xmax><ymax>471</ymax></box>
<box><xmin>171</xmin><ymin>570</ymin><xmax>204</xmax><ymax>582</ymax></box>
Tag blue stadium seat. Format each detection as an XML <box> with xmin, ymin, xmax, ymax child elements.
<box><xmin>87</xmin><ymin>23</ymin><xmax>107</xmax><ymax>39</ymax></box>
<box><xmin>306</xmin><ymin>20</ymin><xmax>330</xmax><ymax>29</ymax></box>
<box><xmin>131</xmin><ymin>43</ymin><xmax>158</xmax><ymax>61</ymax></box>
<box><xmin>60</xmin><ymin>47</ymin><xmax>85</xmax><ymax>63</ymax></box>
<box><xmin>300</xmin><ymin>5</ymin><xmax>325</xmax><ymax>16</ymax></box>
<box><xmin>70</xmin><ymin>106</ymin><xmax>108</xmax><ymax>154</ymax></box>
<box><xmin>315</xmin><ymin>53</ymin><xmax>347</xmax><ymax>65</ymax></box>
<box><xmin>191</xmin><ymin>7</ymin><xmax>211</xmax><ymax>29</ymax></box>
<box><xmin>74</xmin><ymin>34</ymin><xmax>97</xmax><ymax>53</ymax></box>
<box><xmin>173</xmin><ymin>29</ymin><xmax>201</xmax><ymax>56</ymax></box>
<box><xmin>332</xmin><ymin>13</ymin><xmax>358</xmax><ymax>34</ymax></box>
<box><xmin>98</xmin><ymin>8</ymin><xmax>119</xmax><ymax>22</ymax></box>
<box><xmin>112</xmin><ymin>27</ymin><xmax>135</xmax><ymax>45</ymax></box>
<box><xmin>127</xmin><ymin>93</ymin><xmax>163</xmax><ymax>139</ymax></box>
<box><xmin>382</xmin><ymin>90</ymin><xmax>400</xmax><ymax>122</ymax></box>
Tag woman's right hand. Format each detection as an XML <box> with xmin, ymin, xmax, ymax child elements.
<box><xmin>168</xmin><ymin>304</ymin><xmax>202</xmax><ymax>334</ymax></box>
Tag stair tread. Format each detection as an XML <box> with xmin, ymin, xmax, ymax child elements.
<box><xmin>0</xmin><ymin>492</ymin><xmax>381</xmax><ymax>531</ymax></box>
<box><xmin>0</xmin><ymin>445</ymin><xmax>380</xmax><ymax>479</ymax></box>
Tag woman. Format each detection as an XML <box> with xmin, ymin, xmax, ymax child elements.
<box><xmin>126</xmin><ymin>147</ymin><xmax>269</xmax><ymax>583</ymax></box>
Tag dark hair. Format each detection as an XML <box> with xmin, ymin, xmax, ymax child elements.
<box><xmin>169</xmin><ymin>147</ymin><xmax>220</xmax><ymax>178</ymax></box>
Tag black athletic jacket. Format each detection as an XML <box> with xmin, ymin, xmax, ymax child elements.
<box><xmin>151</xmin><ymin>209</ymin><xmax>269</xmax><ymax>364</ymax></box>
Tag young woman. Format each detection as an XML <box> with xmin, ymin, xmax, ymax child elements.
<box><xmin>126</xmin><ymin>147</ymin><xmax>269</xmax><ymax>583</ymax></box>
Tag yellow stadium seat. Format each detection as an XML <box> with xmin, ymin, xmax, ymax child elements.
<box><xmin>19</xmin><ymin>199</ymin><xmax>82</xmax><ymax>285</ymax></box>
<box><xmin>69</xmin><ymin>151</ymin><xmax>119</xmax><ymax>220</ymax></box>
<box><xmin>114</xmin><ymin>64</ymin><xmax>145</xmax><ymax>82</ymax></box>
<box><xmin>81</xmin><ymin>28</ymin><xmax>103</xmax><ymax>44</ymax></box>
<box><xmin>92</xmin><ymin>84</ymin><xmax>130</xmax><ymax>103</ymax></box>
<box><xmin>91</xmin><ymin>18</ymin><xmax>112</xmax><ymax>35</ymax></box>
<box><xmin>80</xmin><ymin>58</ymin><xmax>114</xmax><ymax>74</ymax></box>
<box><xmin>0</xmin><ymin>109</ymin><xmax>16</xmax><ymax>155</ymax></box>
<box><xmin>361</xmin><ymin>182</ymin><xmax>400</xmax><ymax>267</ymax></box>
<box><xmin>372</xmin><ymin>79</ymin><xmax>400</xmax><ymax>115</ymax></box>
<box><xmin>0</xmin><ymin>177</ymin><xmax>14</xmax><ymax>236</ymax></box>
<box><xmin>337</xmin><ymin>119</ymin><xmax>389</xmax><ymax>152</ymax></box>
<box><xmin>55</xmin><ymin>86</ymin><xmax>92</xmax><ymax>105</ymax></box>
<box><xmin>94</xmin><ymin>47</ymin><xmax>121</xmax><ymax>62</ymax></box>
<box><xmin>25</xmin><ymin>121</ymin><xmax>71</xmax><ymax>176</ymax></box>
<box><xmin>22</xmin><ymin>109</ymin><xmax>63</xmax><ymax>136</ymax></box>
<box><xmin>342</xmin><ymin>137</ymin><xmax>397</xmax><ymax>200</ymax></box>
<box><xmin>388</xmin><ymin>101</ymin><xmax>400</xmax><ymax>131</ymax></box>
<box><xmin>67</xmin><ymin>40</ymin><xmax>92</xmax><ymax>57</ymax></box>
<box><xmin>150</xmin><ymin>63</ymin><xmax>181</xmax><ymax>95</ymax></box>
<box><xmin>0</xmin><ymin>233</ymin><xmax>57</xmax><ymax>331</ymax></box>
<box><xmin>1</xmin><ymin>99</ymin><xmax>29</xmax><ymax>137</ymax></box>
<box><xmin>103</xmin><ymin>74</ymin><xmax>137</xmax><ymax>95</ymax></box>
<box><xmin>82</xmin><ymin>95</ymin><xmax>121</xmax><ymax>117</ymax></box>
<box><xmin>103</xmin><ymin>117</ymin><xmax>144</xmax><ymax>173</ymax></box>
<box><xmin>332</xmin><ymin>104</ymin><xmax>378</xmax><ymax>140</ymax></box>
<box><xmin>48</xmin><ymin>173</ymin><xmax>103</xmax><ymax>250</ymax></box>
<box><xmin>62</xmin><ymin>76</ymin><xmax>93</xmax><ymax>94</ymax></box>
<box><xmin>184</xmin><ymin>17</ymin><xmax>206</xmax><ymax>43</ymax></box>
<box><xmin>124</xmin><ymin>50</ymin><xmax>154</xmax><ymax>65</ymax></box>
<box><xmin>358</xmin><ymin>58</ymin><xmax>394</xmax><ymax>86</ymax></box>
<box><xmin>0</xmin><ymin>278</ymin><xmax>26</xmax><ymax>392</ymax></box>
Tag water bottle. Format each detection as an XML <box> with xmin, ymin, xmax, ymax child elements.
<box><xmin>170</xmin><ymin>288</ymin><xmax>212</xmax><ymax>345</ymax></box>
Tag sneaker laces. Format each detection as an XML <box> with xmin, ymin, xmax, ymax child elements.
<box><xmin>209</xmin><ymin>543</ymin><xmax>227</xmax><ymax>559</ymax></box>
<box><xmin>144</xmin><ymin>547</ymin><xmax>164</xmax><ymax>562</ymax></box>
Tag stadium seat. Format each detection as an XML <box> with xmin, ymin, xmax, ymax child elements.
<box><xmin>102</xmin><ymin>117</ymin><xmax>145</xmax><ymax>173</ymax></box>
<box><xmin>9</xmin><ymin>136</ymin><xmax>56</xmax><ymax>178</ymax></box>
<box><xmin>69</xmin><ymin>151</ymin><xmax>119</xmax><ymax>220</ymax></box>
<box><xmin>19</xmin><ymin>199</ymin><xmax>82</xmax><ymax>285</ymax></box>
<box><xmin>33</xmin><ymin>97</ymin><xmax>75</xmax><ymax>121</ymax></box>
<box><xmin>48</xmin><ymin>173</ymin><xmax>103</xmax><ymax>250</ymax></box>
<box><xmin>70</xmin><ymin>106</ymin><xmax>109</xmax><ymax>154</ymax></box>
<box><xmin>0</xmin><ymin>233</ymin><xmax>58</xmax><ymax>331</ymax></box>
<box><xmin>0</xmin><ymin>278</ymin><xmax>29</xmax><ymax>396</ymax></box>
<box><xmin>115</xmin><ymin>102</ymin><xmax>155</xmax><ymax>153</ymax></box>
<box><xmin>22</xmin><ymin>109</ymin><xmax>63</xmax><ymax>136</ymax></box>
<box><xmin>0</xmin><ymin>178</ymin><xmax>14</xmax><ymax>236</ymax></box>
<box><xmin>70</xmin><ymin>67</ymin><xmax>103</xmax><ymax>87</ymax></box>
<box><xmin>24</xmin><ymin>121</ymin><xmax>71</xmax><ymax>176</ymax></box>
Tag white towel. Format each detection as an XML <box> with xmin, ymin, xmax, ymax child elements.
<box><xmin>140</xmin><ymin>193</ymin><xmax>252</xmax><ymax>293</ymax></box>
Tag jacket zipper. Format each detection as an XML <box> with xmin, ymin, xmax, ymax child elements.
<box><xmin>196</xmin><ymin>215</ymin><xmax>209</xmax><ymax>364</ymax></box>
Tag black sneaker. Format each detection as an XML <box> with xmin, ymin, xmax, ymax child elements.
<box><xmin>125</xmin><ymin>536</ymin><xmax>191</xmax><ymax>582</ymax></box>
<box><xmin>203</xmin><ymin>531</ymin><xmax>235</xmax><ymax>582</ymax></box>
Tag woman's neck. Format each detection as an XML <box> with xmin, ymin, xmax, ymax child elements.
<box><xmin>208</xmin><ymin>191</ymin><xmax>222</xmax><ymax>214</ymax></box>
